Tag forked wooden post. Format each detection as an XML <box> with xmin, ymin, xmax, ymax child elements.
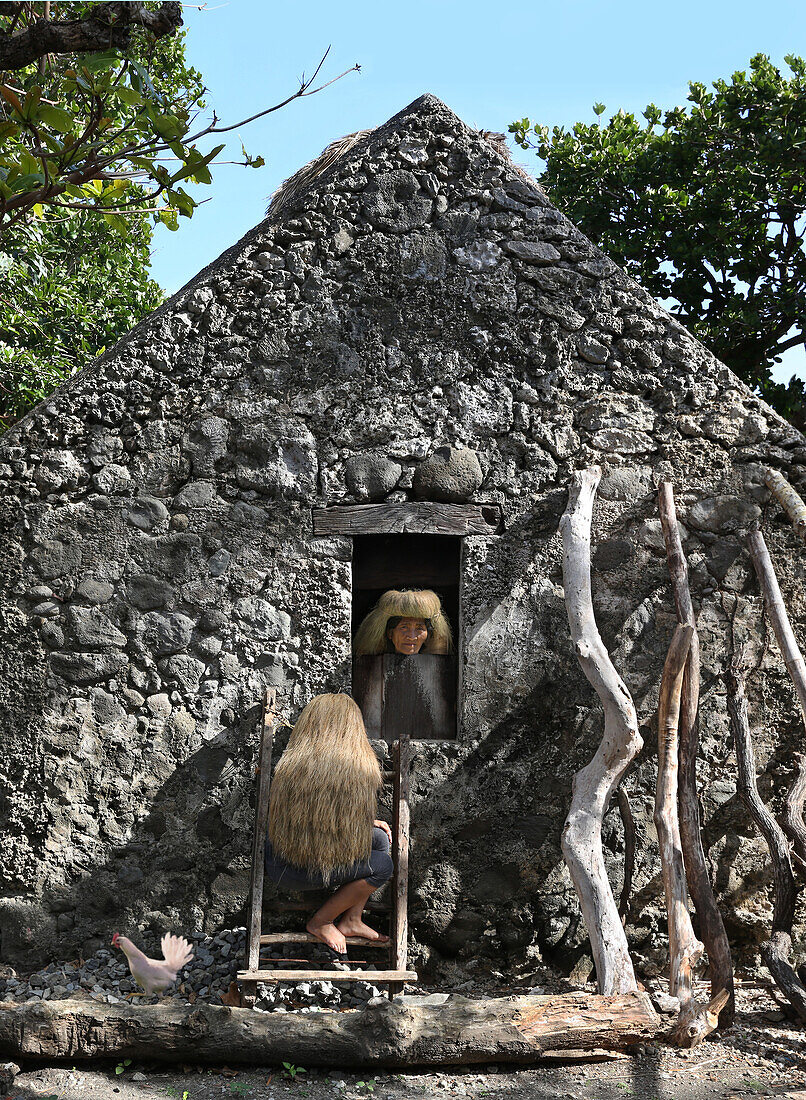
<box><xmin>559</xmin><ymin>466</ymin><xmax>642</xmax><ymax>995</ymax></box>
<box><xmin>241</xmin><ymin>688</ymin><xmax>277</xmax><ymax>1009</ymax></box>
<box><xmin>658</xmin><ymin>481</ymin><xmax>734</xmax><ymax>1027</ymax></box>
<box><xmin>389</xmin><ymin>730</ymin><xmax>412</xmax><ymax>999</ymax></box>
<box><xmin>655</xmin><ymin>623</ymin><xmax>727</xmax><ymax>1047</ymax></box>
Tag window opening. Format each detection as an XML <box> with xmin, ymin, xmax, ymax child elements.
<box><xmin>351</xmin><ymin>534</ymin><xmax>460</xmax><ymax>741</ymax></box>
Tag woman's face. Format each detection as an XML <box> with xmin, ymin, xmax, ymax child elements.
<box><xmin>388</xmin><ymin>617</ymin><xmax>429</xmax><ymax>654</ymax></box>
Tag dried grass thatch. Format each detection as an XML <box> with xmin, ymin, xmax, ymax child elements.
<box><xmin>268</xmin><ymin>694</ymin><xmax>381</xmax><ymax>881</ymax></box>
<box><xmin>268</xmin><ymin>130</ymin><xmax>371</xmax><ymax>217</ymax></box>
<box><xmin>353</xmin><ymin>589</ymin><xmax>453</xmax><ymax>656</ymax></box>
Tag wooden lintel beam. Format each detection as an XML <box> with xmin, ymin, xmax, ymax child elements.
<box><xmin>312</xmin><ymin>503</ymin><xmax>502</xmax><ymax>537</ymax></box>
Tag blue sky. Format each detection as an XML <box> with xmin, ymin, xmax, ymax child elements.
<box><xmin>148</xmin><ymin>0</ymin><xmax>806</xmax><ymax>382</ymax></box>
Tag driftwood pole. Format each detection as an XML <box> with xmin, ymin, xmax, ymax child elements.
<box><xmin>560</xmin><ymin>467</ymin><xmax>642</xmax><ymax>995</ymax></box>
<box><xmin>765</xmin><ymin>468</ymin><xmax>806</xmax><ymax>544</ymax></box>
<box><xmin>657</xmin><ymin>482</ymin><xmax>734</xmax><ymax>1026</ymax></box>
<box><xmin>655</xmin><ymin>624</ymin><xmax>728</xmax><ymax>1047</ymax></box>
<box><xmin>727</xmin><ymin>667</ymin><xmax>806</xmax><ymax>1021</ymax></box>
<box><xmin>747</xmin><ymin>527</ymin><xmax>806</xmax><ymax>872</ymax></box>
<box><xmin>784</xmin><ymin>753</ymin><xmax>806</xmax><ymax>872</ymax></box>
<box><xmin>746</xmin><ymin>528</ymin><xmax>806</xmax><ymax>724</ymax></box>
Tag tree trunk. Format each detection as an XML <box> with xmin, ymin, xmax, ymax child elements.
<box><xmin>657</xmin><ymin>482</ymin><xmax>734</xmax><ymax>1026</ymax></box>
<box><xmin>0</xmin><ymin>993</ymin><xmax>660</xmax><ymax>1067</ymax></box>
<box><xmin>559</xmin><ymin>467</ymin><xmax>642</xmax><ymax>995</ymax></box>
<box><xmin>727</xmin><ymin>667</ymin><xmax>806</xmax><ymax>1021</ymax></box>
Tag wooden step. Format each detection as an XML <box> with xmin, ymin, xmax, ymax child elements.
<box><xmin>257</xmin><ymin>957</ymin><xmax>369</xmax><ymax>965</ymax></box>
<box><xmin>272</xmin><ymin>899</ymin><xmax>391</xmax><ymax>913</ymax></box>
<box><xmin>260</xmin><ymin>932</ymin><xmax>387</xmax><ymax>948</ymax></box>
<box><xmin>238</xmin><ymin>968</ymin><xmax>416</xmax><ymax>984</ymax></box>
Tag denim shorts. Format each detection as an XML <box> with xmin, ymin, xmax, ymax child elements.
<box><xmin>264</xmin><ymin>826</ymin><xmax>393</xmax><ymax>890</ymax></box>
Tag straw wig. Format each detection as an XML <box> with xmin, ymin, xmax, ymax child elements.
<box><xmin>353</xmin><ymin>589</ymin><xmax>453</xmax><ymax>656</ymax></box>
<box><xmin>268</xmin><ymin>694</ymin><xmax>382</xmax><ymax>880</ymax></box>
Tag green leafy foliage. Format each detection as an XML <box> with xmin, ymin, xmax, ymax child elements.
<box><xmin>281</xmin><ymin>1062</ymin><xmax>308</xmax><ymax>1082</ymax></box>
<box><xmin>510</xmin><ymin>53</ymin><xmax>806</xmax><ymax>427</ymax></box>
<box><xmin>0</xmin><ymin>203</ymin><xmax>163</xmax><ymax>427</ymax></box>
<box><xmin>115</xmin><ymin>1057</ymin><xmax>133</xmax><ymax>1075</ymax></box>
<box><xmin>0</xmin><ymin>2</ymin><xmax>238</xmax><ymax>233</ymax></box>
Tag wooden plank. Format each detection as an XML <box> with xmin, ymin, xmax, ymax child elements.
<box><xmin>260</xmin><ymin>933</ymin><xmax>382</xmax><ymax>947</ymax></box>
<box><xmin>257</xmin><ymin>958</ymin><xmax>369</xmax><ymax>965</ymax></box>
<box><xmin>237</xmin><ymin>969</ymin><xmax>417</xmax><ymax>983</ymax></box>
<box><xmin>242</xmin><ymin>689</ymin><xmax>277</xmax><ymax>1008</ymax></box>
<box><xmin>271</xmin><ymin>898</ymin><xmax>391</xmax><ymax>912</ymax></box>
<box><xmin>390</xmin><ymin>731</ymin><xmax>411</xmax><ymax>998</ymax></box>
<box><xmin>353</xmin><ymin>654</ymin><xmax>384</xmax><ymax>739</ymax></box>
<box><xmin>355</xmin><ymin>654</ymin><xmax>456</xmax><ymax>742</ymax></box>
<box><xmin>0</xmin><ymin>993</ymin><xmax>661</xmax><ymax>1067</ymax></box>
<box><xmin>382</xmin><ymin>654</ymin><xmax>456</xmax><ymax>741</ymax></box>
<box><xmin>313</xmin><ymin>503</ymin><xmax>502</xmax><ymax>537</ymax></box>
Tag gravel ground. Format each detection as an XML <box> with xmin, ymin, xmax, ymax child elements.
<box><xmin>0</xmin><ymin>928</ymin><xmax>391</xmax><ymax>1012</ymax></box>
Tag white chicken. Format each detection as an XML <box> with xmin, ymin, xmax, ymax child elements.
<box><xmin>111</xmin><ymin>931</ymin><xmax>194</xmax><ymax>996</ymax></box>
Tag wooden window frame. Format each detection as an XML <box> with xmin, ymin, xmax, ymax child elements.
<box><xmin>312</xmin><ymin>503</ymin><xmax>503</xmax><ymax>742</ymax></box>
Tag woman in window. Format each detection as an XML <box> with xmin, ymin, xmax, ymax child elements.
<box><xmin>264</xmin><ymin>693</ymin><xmax>392</xmax><ymax>956</ymax></box>
<box><xmin>353</xmin><ymin>588</ymin><xmax>453</xmax><ymax>656</ymax></box>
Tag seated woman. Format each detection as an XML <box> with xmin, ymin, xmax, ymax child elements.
<box><xmin>353</xmin><ymin>588</ymin><xmax>453</xmax><ymax>656</ymax></box>
<box><xmin>264</xmin><ymin>693</ymin><xmax>392</xmax><ymax>955</ymax></box>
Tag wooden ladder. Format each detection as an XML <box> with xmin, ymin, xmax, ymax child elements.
<box><xmin>239</xmin><ymin>689</ymin><xmax>416</xmax><ymax>1007</ymax></box>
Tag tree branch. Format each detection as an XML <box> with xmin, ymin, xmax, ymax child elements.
<box><xmin>0</xmin><ymin>2</ymin><xmax>183</xmax><ymax>70</ymax></box>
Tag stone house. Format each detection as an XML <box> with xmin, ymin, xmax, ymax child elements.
<box><xmin>1</xmin><ymin>94</ymin><xmax>804</xmax><ymax>978</ymax></box>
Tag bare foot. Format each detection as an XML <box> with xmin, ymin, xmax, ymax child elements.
<box><xmin>306</xmin><ymin>917</ymin><xmax>347</xmax><ymax>954</ymax></box>
<box><xmin>336</xmin><ymin>917</ymin><xmax>390</xmax><ymax>943</ymax></box>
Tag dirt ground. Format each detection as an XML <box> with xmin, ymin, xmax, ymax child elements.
<box><xmin>4</xmin><ymin>985</ymin><xmax>806</xmax><ymax>1100</ymax></box>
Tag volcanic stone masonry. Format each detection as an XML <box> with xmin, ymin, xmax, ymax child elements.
<box><xmin>0</xmin><ymin>93</ymin><xmax>804</xmax><ymax>981</ymax></box>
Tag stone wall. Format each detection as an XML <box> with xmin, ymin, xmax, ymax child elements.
<box><xmin>1</xmin><ymin>94</ymin><xmax>804</xmax><ymax>980</ymax></box>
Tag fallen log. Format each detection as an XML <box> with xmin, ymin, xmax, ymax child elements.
<box><xmin>0</xmin><ymin>993</ymin><xmax>660</xmax><ymax>1067</ymax></box>
<box><xmin>559</xmin><ymin>467</ymin><xmax>642</xmax><ymax>995</ymax></box>
<box><xmin>658</xmin><ymin>481</ymin><xmax>734</xmax><ymax>1027</ymax></box>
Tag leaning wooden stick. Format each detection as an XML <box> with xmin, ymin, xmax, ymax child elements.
<box><xmin>765</xmin><ymin>468</ymin><xmax>806</xmax><ymax>544</ymax></box>
<box><xmin>727</xmin><ymin>667</ymin><xmax>806</xmax><ymax>1021</ymax></box>
<box><xmin>560</xmin><ymin>466</ymin><xmax>641</xmax><ymax>995</ymax></box>
<box><xmin>746</xmin><ymin>527</ymin><xmax>806</xmax><ymax>724</ymax></box>
<box><xmin>616</xmin><ymin>787</ymin><xmax>635</xmax><ymax>926</ymax></box>
<box><xmin>747</xmin><ymin>526</ymin><xmax>806</xmax><ymax>871</ymax></box>
<box><xmin>658</xmin><ymin>482</ymin><xmax>734</xmax><ymax>1026</ymax></box>
<box><xmin>783</xmin><ymin>753</ymin><xmax>806</xmax><ymax>872</ymax></box>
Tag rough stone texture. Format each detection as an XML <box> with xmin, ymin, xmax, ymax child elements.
<box><xmin>0</xmin><ymin>94</ymin><xmax>804</xmax><ymax>984</ymax></box>
<box><xmin>345</xmin><ymin>454</ymin><xmax>402</xmax><ymax>501</ymax></box>
<box><xmin>412</xmin><ymin>447</ymin><xmax>484</xmax><ymax>502</ymax></box>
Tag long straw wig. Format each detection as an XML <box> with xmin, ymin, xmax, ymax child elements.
<box><xmin>353</xmin><ymin>589</ymin><xmax>453</xmax><ymax>656</ymax></box>
<box><xmin>268</xmin><ymin>694</ymin><xmax>381</xmax><ymax>880</ymax></box>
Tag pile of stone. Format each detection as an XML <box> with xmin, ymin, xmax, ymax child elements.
<box><xmin>0</xmin><ymin>926</ymin><xmax>394</xmax><ymax>1012</ymax></box>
